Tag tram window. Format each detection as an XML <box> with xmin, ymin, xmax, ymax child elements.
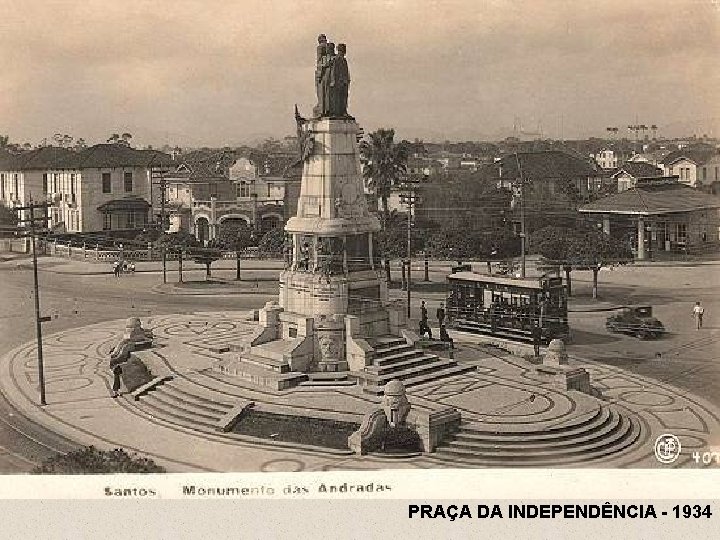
<box><xmin>483</xmin><ymin>289</ymin><xmax>492</xmax><ymax>307</ymax></box>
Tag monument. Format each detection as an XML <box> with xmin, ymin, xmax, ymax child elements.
<box><xmin>217</xmin><ymin>36</ymin><xmax>472</xmax><ymax>391</ymax></box>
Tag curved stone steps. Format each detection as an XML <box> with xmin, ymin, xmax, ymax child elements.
<box><xmin>446</xmin><ymin>410</ymin><xmax>625</xmax><ymax>453</ymax></box>
<box><xmin>431</xmin><ymin>412</ymin><xmax>642</xmax><ymax>467</ymax></box>
<box><xmin>458</xmin><ymin>407</ymin><xmax>609</xmax><ymax>439</ymax></box>
<box><xmin>150</xmin><ymin>383</ymin><xmax>233</xmax><ymax>416</ymax></box>
<box><xmin>138</xmin><ymin>393</ymin><xmax>224</xmax><ymax>430</ymax></box>
<box><xmin>453</xmin><ymin>407</ymin><xmax>613</xmax><ymax>446</ymax></box>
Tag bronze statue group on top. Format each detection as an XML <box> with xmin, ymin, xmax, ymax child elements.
<box><xmin>313</xmin><ymin>34</ymin><xmax>351</xmax><ymax>118</ymax></box>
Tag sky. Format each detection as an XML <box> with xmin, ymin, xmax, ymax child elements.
<box><xmin>1</xmin><ymin>0</ymin><xmax>718</xmax><ymax>147</ymax></box>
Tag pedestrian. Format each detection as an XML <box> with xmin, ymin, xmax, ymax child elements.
<box><xmin>113</xmin><ymin>261</ymin><xmax>120</xmax><ymax>278</ymax></box>
<box><xmin>420</xmin><ymin>300</ymin><xmax>428</xmax><ymax>325</ymax></box>
<box><xmin>489</xmin><ymin>300</ymin><xmax>498</xmax><ymax>335</ymax></box>
<box><xmin>692</xmin><ymin>301</ymin><xmax>705</xmax><ymax>330</ymax></box>
<box><xmin>111</xmin><ymin>362</ymin><xmax>123</xmax><ymax>398</ymax></box>
<box><xmin>419</xmin><ymin>300</ymin><xmax>432</xmax><ymax>339</ymax></box>
<box><xmin>129</xmin><ymin>262</ymin><xmax>136</xmax><ymax>274</ymax></box>
<box><xmin>436</xmin><ymin>302</ymin><xmax>446</xmax><ymax>328</ymax></box>
<box><xmin>532</xmin><ymin>321</ymin><xmax>542</xmax><ymax>359</ymax></box>
<box><xmin>439</xmin><ymin>324</ymin><xmax>454</xmax><ymax>348</ymax></box>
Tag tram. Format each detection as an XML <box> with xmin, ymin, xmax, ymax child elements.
<box><xmin>446</xmin><ymin>271</ymin><xmax>569</xmax><ymax>344</ymax></box>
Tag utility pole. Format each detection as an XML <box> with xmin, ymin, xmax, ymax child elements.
<box><xmin>178</xmin><ymin>247</ymin><xmax>183</xmax><ymax>283</ymax></box>
<box><xmin>514</xmin><ymin>153</ymin><xmax>527</xmax><ymax>278</ymax></box>
<box><xmin>400</xmin><ymin>181</ymin><xmax>420</xmax><ymax>319</ymax></box>
<box><xmin>151</xmin><ymin>167</ymin><xmax>169</xmax><ymax>284</ymax></box>
<box><xmin>13</xmin><ymin>200</ymin><xmax>53</xmax><ymax>406</ymax></box>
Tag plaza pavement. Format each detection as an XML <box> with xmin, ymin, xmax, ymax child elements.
<box><xmin>2</xmin><ymin>310</ymin><xmax>720</xmax><ymax>472</ymax></box>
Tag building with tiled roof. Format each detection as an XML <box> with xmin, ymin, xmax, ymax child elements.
<box><xmin>493</xmin><ymin>150</ymin><xmax>605</xmax><ymax>233</ymax></box>
<box><xmin>579</xmin><ymin>176</ymin><xmax>720</xmax><ymax>259</ymax></box>
<box><xmin>661</xmin><ymin>147</ymin><xmax>719</xmax><ymax>188</ymax></box>
<box><xmin>612</xmin><ymin>162</ymin><xmax>663</xmax><ymax>192</ymax></box>
<box><xmin>162</xmin><ymin>151</ymin><xmax>301</xmax><ymax>243</ymax></box>
<box><xmin>0</xmin><ymin>144</ymin><xmax>173</xmax><ymax>233</ymax></box>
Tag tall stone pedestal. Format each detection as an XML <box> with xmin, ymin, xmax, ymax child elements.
<box><xmin>229</xmin><ymin>117</ymin><xmax>402</xmax><ymax>382</ymax></box>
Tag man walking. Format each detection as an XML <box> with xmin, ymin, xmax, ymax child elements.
<box><xmin>436</xmin><ymin>302</ymin><xmax>446</xmax><ymax>328</ymax></box>
<box><xmin>693</xmin><ymin>301</ymin><xmax>705</xmax><ymax>330</ymax></box>
<box><xmin>419</xmin><ymin>300</ymin><xmax>432</xmax><ymax>339</ymax></box>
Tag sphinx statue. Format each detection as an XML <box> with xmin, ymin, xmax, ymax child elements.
<box><xmin>109</xmin><ymin>318</ymin><xmax>154</xmax><ymax>366</ymax></box>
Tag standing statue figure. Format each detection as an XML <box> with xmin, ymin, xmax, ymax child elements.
<box><xmin>314</xmin><ymin>34</ymin><xmax>328</xmax><ymax>117</ymax></box>
<box><xmin>329</xmin><ymin>43</ymin><xmax>351</xmax><ymax>117</ymax></box>
<box><xmin>319</xmin><ymin>42</ymin><xmax>336</xmax><ymax>117</ymax></box>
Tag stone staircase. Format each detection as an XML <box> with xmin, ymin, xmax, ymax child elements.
<box><xmin>430</xmin><ymin>405</ymin><xmax>643</xmax><ymax>467</ymax></box>
<box><xmin>358</xmin><ymin>336</ymin><xmax>476</xmax><ymax>395</ymax></box>
<box><xmin>134</xmin><ymin>378</ymin><xmax>234</xmax><ymax>431</ymax></box>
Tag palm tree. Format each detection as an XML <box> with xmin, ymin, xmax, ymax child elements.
<box><xmin>359</xmin><ymin>128</ymin><xmax>409</xmax><ymax>284</ymax></box>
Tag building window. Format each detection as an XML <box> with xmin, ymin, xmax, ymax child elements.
<box><xmin>0</xmin><ymin>174</ymin><xmax>4</xmax><ymax>199</ymax></box>
<box><xmin>13</xmin><ymin>174</ymin><xmax>18</xmax><ymax>199</ymax></box>
<box><xmin>53</xmin><ymin>173</ymin><xmax>58</xmax><ymax>193</ymax></box>
<box><xmin>676</xmin><ymin>223</ymin><xmax>687</xmax><ymax>243</ymax></box>
<box><xmin>238</xmin><ymin>183</ymin><xmax>250</xmax><ymax>198</ymax></box>
<box><xmin>125</xmin><ymin>212</ymin><xmax>136</xmax><ymax>229</ymax></box>
<box><xmin>103</xmin><ymin>214</ymin><xmax>112</xmax><ymax>230</ymax></box>
<box><xmin>124</xmin><ymin>172</ymin><xmax>133</xmax><ymax>193</ymax></box>
<box><xmin>42</xmin><ymin>174</ymin><xmax>48</xmax><ymax>194</ymax></box>
<box><xmin>102</xmin><ymin>173</ymin><xmax>111</xmax><ymax>194</ymax></box>
<box><xmin>702</xmin><ymin>168</ymin><xmax>708</xmax><ymax>181</ymax></box>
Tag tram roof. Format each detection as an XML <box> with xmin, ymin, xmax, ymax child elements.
<box><xmin>447</xmin><ymin>271</ymin><xmax>559</xmax><ymax>290</ymax></box>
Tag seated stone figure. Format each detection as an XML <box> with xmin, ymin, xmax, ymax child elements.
<box><xmin>348</xmin><ymin>379</ymin><xmax>414</xmax><ymax>454</ymax></box>
<box><xmin>109</xmin><ymin>318</ymin><xmax>154</xmax><ymax>367</ymax></box>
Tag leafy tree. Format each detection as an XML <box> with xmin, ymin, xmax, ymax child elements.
<box><xmin>530</xmin><ymin>226</ymin><xmax>578</xmax><ymax>295</ymax></box>
<box><xmin>258</xmin><ymin>227</ymin><xmax>285</xmax><ymax>256</ymax></box>
<box><xmin>107</xmin><ymin>133</ymin><xmax>120</xmax><ymax>144</ymax></box>
<box><xmin>0</xmin><ymin>134</ymin><xmax>8</xmax><ymax>148</ymax></box>
<box><xmin>374</xmin><ymin>210</ymin><xmax>424</xmax><ymax>261</ymax></box>
<box><xmin>32</xmin><ymin>446</ymin><xmax>165</xmax><ymax>474</ymax></box>
<box><xmin>0</xmin><ymin>202</ymin><xmax>17</xmax><ymax>237</ymax></box>
<box><xmin>566</xmin><ymin>227</ymin><xmax>632</xmax><ymax>299</ymax></box>
<box><xmin>211</xmin><ymin>221</ymin><xmax>257</xmax><ymax>280</ymax></box>
<box><xmin>213</xmin><ymin>220</ymin><xmax>256</xmax><ymax>250</ymax></box>
<box><xmin>359</xmin><ymin>128</ymin><xmax>409</xmax><ymax>283</ymax></box>
<box><xmin>121</xmin><ymin>132</ymin><xmax>133</xmax><ymax>146</ymax></box>
<box><xmin>157</xmin><ymin>230</ymin><xmax>200</xmax><ymax>249</ymax></box>
<box><xmin>191</xmin><ymin>247</ymin><xmax>223</xmax><ymax>279</ymax></box>
<box><xmin>530</xmin><ymin>225</ymin><xmax>631</xmax><ymax>298</ymax></box>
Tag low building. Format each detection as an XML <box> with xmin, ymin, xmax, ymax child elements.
<box><xmin>494</xmin><ymin>150</ymin><xmax>604</xmax><ymax>232</ymax></box>
<box><xmin>662</xmin><ymin>147</ymin><xmax>719</xmax><ymax>189</ymax></box>
<box><xmin>579</xmin><ymin>176</ymin><xmax>720</xmax><ymax>260</ymax></box>
<box><xmin>612</xmin><ymin>162</ymin><xmax>663</xmax><ymax>192</ymax></box>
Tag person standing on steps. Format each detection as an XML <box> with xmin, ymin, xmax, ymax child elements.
<box><xmin>692</xmin><ymin>301</ymin><xmax>705</xmax><ymax>330</ymax></box>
